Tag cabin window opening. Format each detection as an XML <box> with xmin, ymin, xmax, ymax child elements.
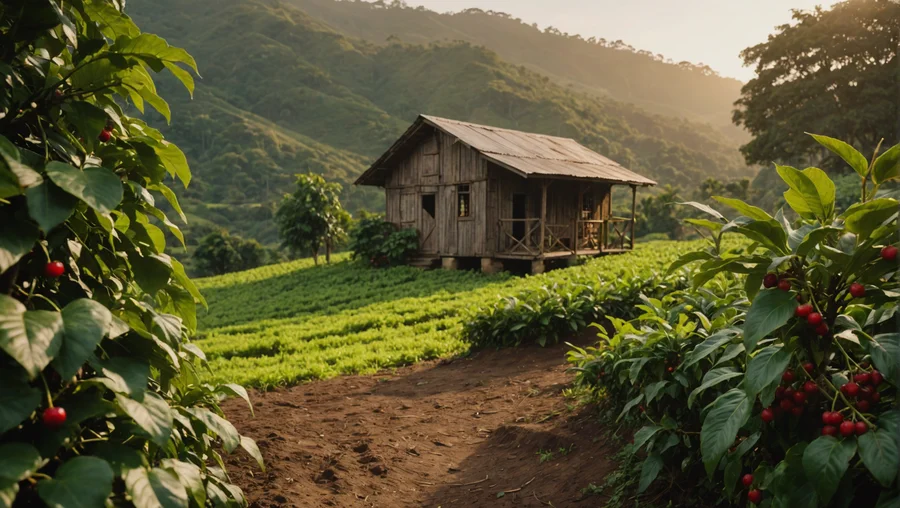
<box><xmin>581</xmin><ymin>194</ymin><xmax>595</xmax><ymax>219</ymax></box>
<box><xmin>421</xmin><ymin>194</ymin><xmax>435</xmax><ymax>218</ymax></box>
<box><xmin>457</xmin><ymin>185</ymin><xmax>470</xmax><ymax>218</ymax></box>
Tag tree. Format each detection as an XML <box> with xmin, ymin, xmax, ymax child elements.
<box><xmin>0</xmin><ymin>1</ymin><xmax>259</xmax><ymax>506</ymax></box>
<box><xmin>635</xmin><ymin>185</ymin><xmax>683</xmax><ymax>239</ymax></box>
<box><xmin>275</xmin><ymin>173</ymin><xmax>350</xmax><ymax>264</ymax></box>
<box><xmin>733</xmin><ymin>0</ymin><xmax>900</xmax><ymax>168</ymax></box>
<box><xmin>192</xmin><ymin>230</ymin><xmax>271</xmax><ymax>276</ymax></box>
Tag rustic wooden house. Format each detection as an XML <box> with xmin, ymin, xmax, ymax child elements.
<box><xmin>355</xmin><ymin>115</ymin><xmax>657</xmax><ymax>273</ymax></box>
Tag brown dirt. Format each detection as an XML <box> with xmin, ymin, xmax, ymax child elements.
<box><xmin>222</xmin><ymin>332</ymin><xmax>619</xmax><ymax>508</ymax></box>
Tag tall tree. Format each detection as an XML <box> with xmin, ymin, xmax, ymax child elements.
<box><xmin>733</xmin><ymin>0</ymin><xmax>899</xmax><ymax>169</ymax></box>
<box><xmin>275</xmin><ymin>174</ymin><xmax>350</xmax><ymax>264</ymax></box>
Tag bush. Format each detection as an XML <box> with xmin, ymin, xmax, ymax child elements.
<box><xmin>193</xmin><ymin>230</ymin><xmax>274</xmax><ymax>276</ymax></box>
<box><xmin>569</xmin><ymin>134</ymin><xmax>899</xmax><ymax>506</ymax></box>
<box><xmin>349</xmin><ymin>213</ymin><xmax>419</xmax><ymax>267</ymax></box>
<box><xmin>0</xmin><ymin>4</ymin><xmax>259</xmax><ymax>507</ymax></box>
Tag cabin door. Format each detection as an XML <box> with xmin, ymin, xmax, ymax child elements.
<box><xmin>420</xmin><ymin>193</ymin><xmax>437</xmax><ymax>253</ymax></box>
<box><xmin>512</xmin><ymin>193</ymin><xmax>527</xmax><ymax>240</ymax></box>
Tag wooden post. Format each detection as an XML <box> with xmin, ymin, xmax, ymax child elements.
<box><xmin>630</xmin><ymin>185</ymin><xmax>637</xmax><ymax>250</ymax></box>
<box><xmin>539</xmin><ymin>180</ymin><xmax>547</xmax><ymax>255</ymax></box>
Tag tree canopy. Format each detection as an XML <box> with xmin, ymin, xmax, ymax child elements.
<box><xmin>275</xmin><ymin>173</ymin><xmax>350</xmax><ymax>264</ymax></box>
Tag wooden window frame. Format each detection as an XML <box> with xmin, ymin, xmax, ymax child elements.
<box><xmin>456</xmin><ymin>184</ymin><xmax>473</xmax><ymax>221</ymax></box>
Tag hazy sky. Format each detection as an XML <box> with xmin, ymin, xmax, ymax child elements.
<box><xmin>400</xmin><ymin>0</ymin><xmax>829</xmax><ymax>81</ymax></box>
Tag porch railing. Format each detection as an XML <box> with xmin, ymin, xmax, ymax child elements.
<box><xmin>498</xmin><ymin>217</ymin><xmax>635</xmax><ymax>256</ymax></box>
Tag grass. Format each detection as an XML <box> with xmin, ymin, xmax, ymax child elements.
<box><xmin>193</xmin><ymin>240</ymin><xmax>704</xmax><ymax>388</ymax></box>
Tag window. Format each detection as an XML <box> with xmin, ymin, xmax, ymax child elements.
<box><xmin>421</xmin><ymin>194</ymin><xmax>435</xmax><ymax>218</ymax></box>
<box><xmin>581</xmin><ymin>193</ymin><xmax>595</xmax><ymax>219</ymax></box>
<box><xmin>457</xmin><ymin>184</ymin><xmax>470</xmax><ymax>218</ymax></box>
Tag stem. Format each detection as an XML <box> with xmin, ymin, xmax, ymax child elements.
<box><xmin>31</xmin><ymin>293</ymin><xmax>61</xmax><ymax>311</ymax></box>
<box><xmin>861</xmin><ymin>139</ymin><xmax>884</xmax><ymax>203</ymax></box>
<box><xmin>40</xmin><ymin>373</ymin><xmax>53</xmax><ymax>408</ymax></box>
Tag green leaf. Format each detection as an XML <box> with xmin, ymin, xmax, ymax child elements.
<box><xmin>116</xmin><ymin>392</ymin><xmax>173</xmax><ymax>447</ymax></box>
<box><xmin>215</xmin><ymin>384</ymin><xmax>253</xmax><ymax>416</ymax></box>
<box><xmin>149</xmin><ymin>183</ymin><xmax>186</xmax><ymax>222</ymax></box>
<box><xmin>688</xmin><ymin>367</ymin><xmax>743</xmax><ymax>408</ymax></box>
<box><xmin>53</xmin><ymin>299</ymin><xmax>112</xmax><ymax>379</ymax></box>
<box><xmin>0</xmin><ymin>295</ymin><xmax>64</xmax><ymax>379</ymax></box>
<box><xmin>796</xmin><ymin>227</ymin><xmax>840</xmax><ymax>257</ymax></box>
<box><xmin>160</xmin><ymin>459</ymin><xmax>205</xmax><ymax>507</ymax></box>
<box><xmin>0</xmin><ymin>443</ymin><xmax>43</xmax><ymax>482</ymax></box>
<box><xmin>638</xmin><ymin>453</ymin><xmax>663</xmax><ymax>493</ymax></box>
<box><xmin>131</xmin><ymin>254</ymin><xmax>173</xmax><ymax>296</ymax></box>
<box><xmin>713</xmin><ymin>196</ymin><xmax>772</xmax><ymax>221</ymax></box>
<box><xmin>46</xmin><ymin>162</ymin><xmax>123</xmax><ymax>214</ymax></box>
<box><xmin>802</xmin><ymin>436</ymin><xmax>857</xmax><ymax>505</ymax></box>
<box><xmin>808</xmin><ymin>134</ymin><xmax>869</xmax><ymax>177</ymax></box>
<box><xmin>36</xmin><ymin>457</ymin><xmax>114</xmax><ymax>508</ymax></box>
<box><xmin>742</xmin><ymin>290</ymin><xmax>797</xmax><ymax>352</ymax></box>
<box><xmin>154</xmin><ymin>140</ymin><xmax>191</xmax><ymax>188</ymax></box>
<box><xmin>124</xmin><ymin>467</ymin><xmax>189</xmax><ymax>508</ymax></box>
<box><xmin>632</xmin><ymin>425</ymin><xmax>662</xmax><ymax>452</ymax></box>
<box><xmin>617</xmin><ymin>394</ymin><xmax>644</xmax><ymax>422</ymax></box>
<box><xmin>678</xmin><ymin>201</ymin><xmax>725</xmax><ymax>221</ymax></box>
<box><xmin>735</xmin><ymin>220</ymin><xmax>789</xmax><ymax>255</ymax></box>
<box><xmin>24</xmin><ymin>181</ymin><xmax>77</xmax><ymax>232</ymax></box>
<box><xmin>82</xmin><ymin>0</ymin><xmax>140</xmax><ymax>39</ymax></box>
<box><xmin>61</xmin><ymin>101</ymin><xmax>108</xmax><ymax>153</ymax></box>
<box><xmin>842</xmin><ymin>199</ymin><xmax>899</xmax><ymax>241</ymax></box>
<box><xmin>667</xmin><ymin>250</ymin><xmax>714</xmax><ymax>274</ymax></box>
<box><xmin>0</xmin><ymin>217</ymin><xmax>38</xmax><ymax>275</ymax></box>
<box><xmin>0</xmin><ymin>372</ymin><xmax>41</xmax><ymax>434</ymax></box>
<box><xmin>685</xmin><ymin>218</ymin><xmax>723</xmax><ymax>233</ymax></box>
<box><xmin>684</xmin><ymin>328</ymin><xmax>739</xmax><ymax>368</ymax></box>
<box><xmin>744</xmin><ymin>346</ymin><xmax>791</xmax><ymax>397</ymax></box>
<box><xmin>858</xmin><ymin>430</ymin><xmax>900</xmax><ymax>487</ymax></box>
<box><xmin>89</xmin><ymin>442</ymin><xmax>148</xmax><ymax>478</ymax></box>
<box><xmin>0</xmin><ymin>136</ymin><xmax>42</xmax><ymax>194</ymax></box>
<box><xmin>872</xmin><ymin>142</ymin><xmax>900</xmax><ymax>184</ymax></box>
<box><xmin>93</xmin><ymin>356</ymin><xmax>149</xmax><ymax>398</ymax></box>
<box><xmin>240</xmin><ymin>436</ymin><xmax>265</xmax><ymax>473</ymax></box>
<box><xmin>644</xmin><ymin>381</ymin><xmax>668</xmax><ymax>404</ymax></box>
<box><xmin>776</xmin><ymin>165</ymin><xmax>832</xmax><ymax>221</ymax></box>
<box><xmin>701</xmin><ymin>389</ymin><xmax>751</xmax><ymax>477</ymax></box>
<box><xmin>867</xmin><ymin>333</ymin><xmax>899</xmax><ymax>385</ymax></box>
<box><xmin>184</xmin><ymin>408</ymin><xmax>240</xmax><ymax>453</ymax></box>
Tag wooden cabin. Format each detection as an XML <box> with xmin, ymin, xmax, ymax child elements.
<box><xmin>355</xmin><ymin>115</ymin><xmax>657</xmax><ymax>273</ymax></box>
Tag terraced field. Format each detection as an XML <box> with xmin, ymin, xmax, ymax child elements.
<box><xmin>194</xmin><ymin>240</ymin><xmax>703</xmax><ymax>387</ymax></box>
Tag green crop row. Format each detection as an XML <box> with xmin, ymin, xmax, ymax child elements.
<box><xmin>194</xmin><ymin>240</ymin><xmax>707</xmax><ymax>387</ymax></box>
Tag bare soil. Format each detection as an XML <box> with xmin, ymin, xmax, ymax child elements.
<box><xmin>222</xmin><ymin>332</ymin><xmax>619</xmax><ymax>508</ymax></box>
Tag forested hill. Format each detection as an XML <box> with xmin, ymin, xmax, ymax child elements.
<box><xmin>128</xmin><ymin>0</ymin><xmax>753</xmax><ymax>245</ymax></box>
<box><xmin>287</xmin><ymin>0</ymin><xmax>746</xmax><ymax>139</ymax></box>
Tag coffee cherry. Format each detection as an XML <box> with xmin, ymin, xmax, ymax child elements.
<box><xmin>795</xmin><ymin>304</ymin><xmax>813</xmax><ymax>318</ymax></box>
<box><xmin>870</xmin><ymin>371</ymin><xmax>883</xmax><ymax>386</ymax></box>
<box><xmin>784</xmin><ymin>387</ymin><xmax>796</xmax><ymax>399</ymax></box>
<box><xmin>882</xmin><ymin>245</ymin><xmax>898</xmax><ymax>262</ymax></box>
<box><xmin>782</xmin><ymin>370</ymin><xmax>795</xmax><ymax>383</ymax></box>
<box><xmin>807</xmin><ymin>312</ymin><xmax>823</xmax><ymax>326</ymax></box>
<box><xmin>790</xmin><ymin>406</ymin><xmax>803</xmax><ymax>417</ymax></box>
<box><xmin>854</xmin><ymin>373</ymin><xmax>871</xmax><ymax>385</ymax></box>
<box><xmin>839</xmin><ymin>421</ymin><xmax>855</xmax><ymax>437</ymax></box>
<box><xmin>792</xmin><ymin>391</ymin><xmax>806</xmax><ymax>404</ymax></box>
<box><xmin>667</xmin><ymin>366</ymin><xmax>674</xmax><ymax>373</ymax></box>
<box><xmin>748</xmin><ymin>489</ymin><xmax>762</xmax><ymax>504</ymax></box>
<box><xmin>830</xmin><ymin>412</ymin><xmax>844</xmax><ymax>425</ymax></box>
<box><xmin>741</xmin><ymin>473</ymin><xmax>754</xmax><ymax>488</ymax></box>
<box><xmin>761</xmin><ymin>408</ymin><xmax>775</xmax><ymax>423</ymax></box>
<box><xmin>775</xmin><ymin>386</ymin><xmax>786</xmax><ymax>400</ymax></box>
<box><xmin>849</xmin><ymin>283</ymin><xmax>866</xmax><ymax>298</ymax></box>
<box><xmin>803</xmin><ymin>381</ymin><xmax>818</xmax><ymax>394</ymax></box>
<box><xmin>802</xmin><ymin>362</ymin><xmax>814</xmax><ymax>373</ymax></box>
<box><xmin>855</xmin><ymin>421</ymin><xmax>868</xmax><ymax>435</ymax></box>
<box><xmin>859</xmin><ymin>386</ymin><xmax>874</xmax><ymax>401</ymax></box>
<box><xmin>98</xmin><ymin>129</ymin><xmax>111</xmax><ymax>142</ymax></box>
<box><xmin>815</xmin><ymin>324</ymin><xmax>829</xmax><ymax>336</ymax></box>
<box><xmin>42</xmin><ymin>407</ymin><xmax>66</xmax><ymax>430</ymax></box>
<box><xmin>821</xmin><ymin>412</ymin><xmax>831</xmax><ymax>425</ymax></box>
<box><xmin>842</xmin><ymin>382</ymin><xmax>859</xmax><ymax>397</ymax></box>
<box><xmin>777</xmin><ymin>279</ymin><xmax>791</xmax><ymax>291</ymax></box>
<box><xmin>44</xmin><ymin>261</ymin><xmax>65</xmax><ymax>278</ymax></box>
<box><xmin>763</xmin><ymin>273</ymin><xmax>778</xmax><ymax>288</ymax></box>
<box><xmin>871</xmin><ymin>392</ymin><xmax>881</xmax><ymax>403</ymax></box>
<box><xmin>857</xmin><ymin>400</ymin><xmax>870</xmax><ymax>412</ymax></box>
<box><xmin>779</xmin><ymin>398</ymin><xmax>794</xmax><ymax>411</ymax></box>
<box><xmin>822</xmin><ymin>425</ymin><xmax>838</xmax><ymax>436</ymax></box>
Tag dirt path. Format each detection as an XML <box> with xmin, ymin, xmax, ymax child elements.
<box><xmin>222</xmin><ymin>333</ymin><xmax>618</xmax><ymax>508</ymax></box>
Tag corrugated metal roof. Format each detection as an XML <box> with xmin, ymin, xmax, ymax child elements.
<box><xmin>355</xmin><ymin>115</ymin><xmax>657</xmax><ymax>186</ymax></box>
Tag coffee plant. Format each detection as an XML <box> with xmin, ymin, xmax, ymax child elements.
<box><xmin>0</xmin><ymin>2</ymin><xmax>261</xmax><ymax>506</ymax></box>
<box><xmin>349</xmin><ymin>212</ymin><xmax>419</xmax><ymax>267</ymax></box>
<box><xmin>571</xmin><ymin>134</ymin><xmax>899</xmax><ymax>506</ymax></box>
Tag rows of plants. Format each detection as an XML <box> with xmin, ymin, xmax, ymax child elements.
<box><xmin>0</xmin><ymin>2</ymin><xmax>259</xmax><ymax>506</ymax></box>
<box><xmin>191</xmin><ymin>240</ymin><xmax>706</xmax><ymax>387</ymax></box>
<box><xmin>568</xmin><ymin>136</ymin><xmax>899</xmax><ymax>506</ymax></box>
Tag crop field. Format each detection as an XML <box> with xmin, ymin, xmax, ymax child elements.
<box><xmin>194</xmin><ymin>240</ymin><xmax>704</xmax><ymax>387</ymax></box>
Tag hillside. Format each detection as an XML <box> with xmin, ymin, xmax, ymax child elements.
<box><xmin>287</xmin><ymin>0</ymin><xmax>747</xmax><ymax>138</ymax></box>
<box><xmin>128</xmin><ymin>0</ymin><xmax>753</xmax><ymax>245</ymax></box>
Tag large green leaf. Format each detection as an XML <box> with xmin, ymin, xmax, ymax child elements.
<box><xmin>0</xmin><ymin>295</ymin><xmax>64</xmax><ymax>379</ymax></box>
<box><xmin>872</xmin><ymin>142</ymin><xmax>900</xmax><ymax>184</ymax></box>
<box><xmin>858</xmin><ymin>430</ymin><xmax>900</xmax><ymax>487</ymax></box>
<box><xmin>46</xmin><ymin>162</ymin><xmax>123</xmax><ymax>214</ymax></box>
<box><xmin>638</xmin><ymin>453</ymin><xmax>663</xmax><ymax>493</ymax></box>
<box><xmin>808</xmin><ymin>133</ymin><xmax>869</xmax><ymax>177</ymax></box>
<box><xmin>160</xmin><ymin>459</ymin><xmax>205</xmax><ymax>506</ymax></box>
<box><xmin>184</xmin><ymin>408</ymin><xmax>240</xmax><ymax>453</ymax></box>
<box><xmin>116</xmin><ymin>392</ymin><xmax>173</xmax><ymax>447</ymax></box>
<box><xmin>777</xmin><ymin>165</ymin><xmax>833</xmax><ymax>221</ymax></box>
<box><xmin>735</xmin><ymin>220</ymin><xmax>789</xmax><ymax>255</ymax></box>
<box><xmin>796</xmin><ymin>227</ymin><xmax>840</xmax><ymax>257</ymax></box>
<box><xmin>687</xmin><ymin>367</ymin><xmax>743</xmax><ymax>408</ymax></box>
<box><xmin>744</xmin><ymin>346</ymin><xmax>791</xmax><ymax>397</ymax></box>
<box><xmin>0</xmin><ymin>443</ymin><xmax>43</xmax><ymax>483</ymax></box>
<box><xmin>53</xmin><ymin>299</ymin><xmax>112</xmax><ymax>379</ymax></box>
<box><xmin>82</xmin><ymin>0</ymin><xmax>140</xmax><ymax>39</ymax></box>
<box><xmin>36</xmin><ymin>456</ymin><xmax>114</xmax><ymax>508</ymax></box>
<box><xmin>24</xmin><ymin>181</ymin><xmax>77</xmax><ymax>232</ymax></box>
<box><xmin>842</xmin><ymin>199</ymin><xmax>899</xmax><ymax>241</ymax></box>
<box><xmin>93</xmin><ymin>356</ymin><xmax>149</xmax><ymax>398</ymax></box>
<box><xmin>240</xmin><ymin>436</ymin><xmax>265</xmax><ymax>473</ymax></box>
<box><xmin>90</xmin><ymin>442</ymin><xmax>149</xmax><ymax>478</ymax></box>
<box><xmin>644</xmin><ymin>381</ymin><xmax>668</xmax><ymax>404</ymax></box>
<box><xmin>61</xmin><ymin>101</ymin><xmax>108</xmax><ymax>153</ymax></box>
<box><xmin>801</xmin><ymin>436</ymin><xmax>857</xmax><ymax>505</ymax></box>
<box><xmin>0</xmin><ymin>372</ymin><xmax>41</xmax><ymax>434</ymax></box>
<box><xmin>742</xmin><ymin>289</ymin><xmax>797</xmax><ymax>352</ymax></box>
<box><xmin>124</xmin><ymin>467</ymin><xmax>189</xmax><ymax>508</ymax></box>
<box><xmin>684</xmin><ymin>328</ymin><xmax>739</xmax><ymax>368</ymax></box>
<box><xmin>701</xmin><ymin>389</ymin><xmax>751</xmax><ymax>477</ymax></box>
<box><xmin>713</xmin><ymin>196</ymin><xmax>773</xmax><ymax>221</ymax></box>
<box><xmin>0</xmin><ymin>217</ymin><xmax>38</xmax><ymax>275</ymax></box>
<box><xmin>678</xmin><ymin>201</ymin><xmax>726</xmax><ymax>221</ymax></box>
<box><xmin>632</xmin><ymin>425</ymin><xmax>662</xmax><ymax>452</ymax></box>
<box><xmin>153</xmin><ymin>140</ymin><xmax>191</xmax><ymax>188</ymax></box>
<box><xmin>0</xmin><ymin>136</ymin><xmax>42</xmax><ymax>195</ymax></box>
<box><xmin>867</xmin><ymin>333</ymin><xmax>899</xmax><ymax>385</ymax></box>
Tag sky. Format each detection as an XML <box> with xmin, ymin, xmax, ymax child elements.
<box><xmin>399</xmin><ymin>0</ymin><xmax>829</xmax><ymax>81</ymax></box>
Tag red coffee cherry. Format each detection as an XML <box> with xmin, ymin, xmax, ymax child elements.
<box><xmin>790</xmin><ymin>406</ymin><xmax>803</xmax><ymax>417</ymax></box>
<box><xmin>842</xmin><ymin>382</ymin><xmax>859</xmax><ymax>397</ymax></box>
<box><xmin>748</xmin><ymin>489</ymin><xmax>762</xmax><ymax>504</ymax></box>
<box><xmin>871</xmin><ymin>392</ymin><xmax>881</xmax><ymax>403</ymax></box>
<box><xmin>741</xmin><ymin>474</ymin><xmax>754</xmax><ymax>488</ymax></box>
<box><xmin>44</xmin><ymin>261</ymin><xmax>65</xmax><ymax>278</ymax></box>
<box><xmin>815</xmin><ymin>324</ymin><xmax>829</xmax><ymax>336</ymax></box>
<box><xmin>98</xmin><ymin>129</ymin><xmax>111</xmax><ymax>142</ymax></box>
<box><xmin>761</xmin><ymin>408</ymin><xmax>775</xmax><ymax>423</ymax></box>
<box><xmin>839</xmin><ymin>421</ymin><xmax>855</xmax><ymax>437</ymax></box>
<box><xmin>42</xmin><ymin>407</ymin><xmax>67</xmax><ymax>430</ymax></box>
<box><xmin>781</xmin><ymin>370</ymin><xmax>795</xmax><ymax>383</ymax></box>
<box><xmin>777</xmin><ymin>279</ymin><xmax>791</xmax><ymax>291</ymax></box>
<box><xmin>822</xmin><ymin>425</ymin><xmax>838</xmax><ymax>436</ymax></box>
<box><xmin>763</xmin><ymin>273</ymin><xmax>778</xmax><ymax>288</ymax></box>
<box><xmin>792</xmin><ymin>391</ymin><xmax>806</xmax><ymax>404</ymax></box>
<box><xmin>870</xmin><ymin>371</ymin><xmax>883</xmax><ymax>386</ymax></box>
<box><xmin>775</xmin><ymin>386</ymin><xmax>786</xmax><ymax>400</ymax></box>
<box><xmin>807</xmin><ymin>312</ymin><xmax>823</xmax><ymax>326</ymax></box>
<box><xmin>881</xmin><ymin>245</ymin><xmax>898</xmax><ymax>262</ymax></box>
<box><xmin>795</xmin><ymin>303</ymin><xmax>813</xmax><ymax>318</ymax></box>
<box><xmin>854</xmin><ymin>373</ymin><xmax>871</xmax><ymax>385</ymax></box>
<box><xmin>803</xmin><ymin>381</ymin><xmax>817</xmax><ymax>394</ymax></box>
<box><xmin>849</xmin><ymin>283</ymin><xmax>865</xmax><ymax>298</ymax></box>
<box><xmin>779</xmin><ymin>398</ymin><xmax>794</xmax><ymax>411</ymax></box>
<box><xmin>855</xmin><ymin>421</ymin><xmax>868</xmax><ymax>435</ymax></box>
<box><xmin>802</xmin><ymin>362</ymin><xmax>814</xmax><ymax>373</ymax></box>
<box><xmin>857</xmin><ymin>400</ymin><xmax>870</xmax><ymax>412</ymax></box>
